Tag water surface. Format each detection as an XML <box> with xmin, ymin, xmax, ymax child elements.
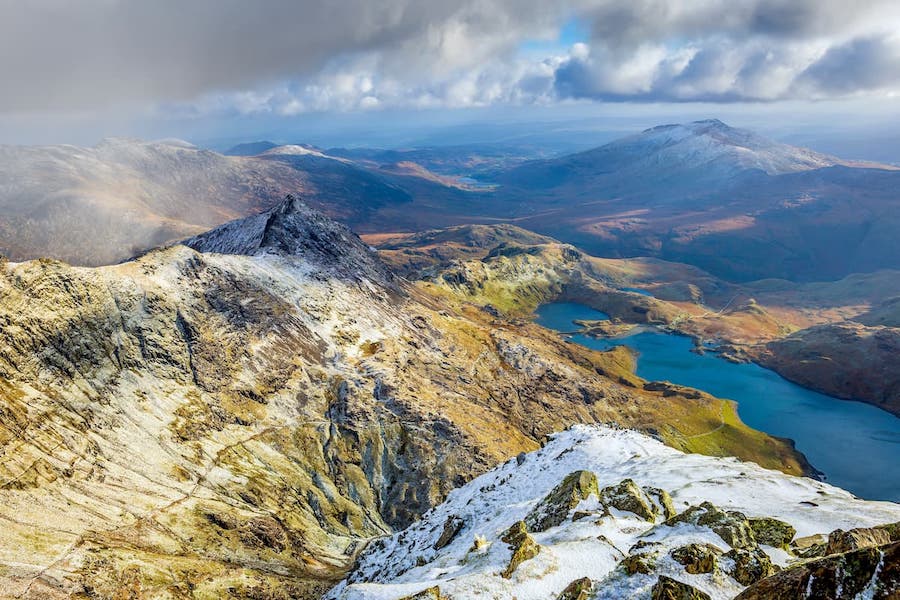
<box><xmin>536</xmin><ymin>302</ymin><xmax>900</xmax><ymax>502</ymax></box>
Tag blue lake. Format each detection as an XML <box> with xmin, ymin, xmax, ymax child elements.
<box><xmin>620</xmin><ymin>287</ymin><xmax>655</xmax><ymax>297</ymax></box>
<box><xmin>536</xmin><ymin>302</ymin><xmax>900</xmax><ymax>502</ymax></box>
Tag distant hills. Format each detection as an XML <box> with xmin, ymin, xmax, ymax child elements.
<box><xmin>1</xmin><ymin>121</ymin><xmax>899</xmax><ymax>282</ymax></box>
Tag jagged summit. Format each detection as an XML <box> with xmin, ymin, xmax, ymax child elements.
<box><xmin>182</xmin><ymin>194</ymin><xmax>393</xmax><ymax>282</ymax></box>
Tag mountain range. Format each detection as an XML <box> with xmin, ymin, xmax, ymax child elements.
<box><xmin>3</xmin><ymin>120</ymin><xmax>900</xmax><ymax>283</ymax></box>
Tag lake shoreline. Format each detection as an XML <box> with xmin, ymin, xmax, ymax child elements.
<box><xmin>535</xmin><ymin>301</ymin><xmax>900</xmax><ymax>502</ymax></box>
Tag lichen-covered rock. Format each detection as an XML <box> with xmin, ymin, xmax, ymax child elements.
<box><xmin>599</xmin><ymin>479</ymin><xmax>657</xmax><ymax>522</ymax></box>
<box><xmin>671</xmin><ymin>543</ymin><xmax>722</xmax><ymax>574</ymax></box>
<box><xmin>666</xmin><ymin>502</ymin><xmax>756</xmax><ymax>549</ymax></box>
<box><xmin>651</xmin><ymin>575</ymin><xmax>712</xmax><ymax>600</ymax></box>
<box><xmin>748</xmin><ymin>517</ymin><xmax>795</xmax><ymax>549</ymax></box>
<box><xmin>434</xmin><ymin>515</ymin><xmax>465</xmax><ymax>550</ymax></box>
<box><xmin>826</xmin><ymin>524</ymin><xmax>894</xmax><ymax>555</ymax></box>
<box><xmin>525</xmin><ymin>470</ymin><xmax>599</xmax><ymax>532</ymax></box>
<box><xmin>723</xmin><ymin>546</ymin><xmax>776</xmax><ymax>585</ymax></box>
<box><xmin>790</xmin><ymin>533</ymin><xmax>827</xmax><ymax>558</ymax></box>
<box><xmin>621</xmin><ymin>554</ymin><xmax>656</xmax><ymax>575</ymax></box>
<box><xmin>735</xmin><ymin>540</ymin><xmax>900</xmax><ymax>600</ymax></box>
<box><xmin>622</xmin><ymin>541</ymin><xmax>663</xmax><ymax>575</ymax></box>
<box><xmin>556</xmin><ymin>577</ymin><xmax>593</xmax><ymax>600</ymax></box>
<box><xmin>398</xmin><ymin>586</ymin><xmax>448</xmax><ymax>600</ymax></box>
<box><xmin>500</xmin><ymin>521</ymin><xmax>541</xmax><ymax>578</ymax></box>
<box><xmin>645</xmin><ymin>486</ymin><xmax>677</xmax><ymax>520</ymax></box>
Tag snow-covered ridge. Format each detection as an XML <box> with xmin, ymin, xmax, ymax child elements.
<box><xmin>328</xmin><ymin>425</ymin><xmax>900</xmax><ymax>599</ymax></box>
<box><xmin>260</xmin><ymin>144</ymin><xmax>350</xmax><ymax>162</ymax></box>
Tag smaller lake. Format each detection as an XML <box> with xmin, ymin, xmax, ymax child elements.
<box><xmin>536</xmin><ymin>302</ymin><xmax>900</xmax><ymax>502</ymax></box>
<box><xmin>620</xmin><ymin>287</ymin><xmax>655</xmax><ymax>297</ymax></box>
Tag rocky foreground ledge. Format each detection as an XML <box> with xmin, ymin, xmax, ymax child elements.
<box><xmin>327</xmin><ymin>426</ymin><xmax>900</xmax><ymax>600</ymax></box>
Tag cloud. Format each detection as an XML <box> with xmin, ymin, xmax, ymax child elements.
<box><xmin>550</xmin><ymin>0</ymin><xmax>900</xmax><ymax>102</ymax></box>
<box><xmin>1</xmin><ymin>0</ymin><xmax>899</xmax><ymax>117</ymax></box>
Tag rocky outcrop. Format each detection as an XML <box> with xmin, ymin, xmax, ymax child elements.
<box><xmin>500</xmin><ymin>521</ymin><xmax>541</xmax><ymax>578</ymax></box>
<box><xmin>748</xmin><ymin>516</ymin><xmax>796</xmax><ymax>549</ymax></box>
<box><xmin>666</xmin><ymin>502</ymin><xmax>756</xmax><ymax>549</ymax></box>
<box><xmin>183</xmin><ymin>194</ymin><xmax>394</xmax><ymax>285</ymax></box>
<box><xmin>556</xmin><ymin>577</ymin><xmax>593</xmax><ymax>600</ymax></box>
<box><xmin>723</xmin><ymin>546</ymin><xmax>776</xmax><ymax>585</ymax></box>
<box><xmin>736</xmin><ymin>540</ymin><xmax>900</xmax><ymax>599</ymax></box>
<box><xmin>525</xmin><ymin>470</ymin><xmax>599</xmax><ymax>532</ymax></box>
<box><xmin>651</xmin><ymin>575</ymin><xmax>712</xmax><ymax>600</ymax></box>
<box><xmin>329</xmin><ymin>426</ymin><xmax>900</xmax><ymax>600</ymax></box>
<box><xmin>671</xmin><ymin>543</ymin><xmax>722</xmax><ymax>574</ymax></box>
<box><xmin>826</xmin><ymin>523</ymin><xmax>898</xmax><ymax>554</ymax></box>
<box><xmin>599</xmin><ymin>478</ymin><xmax>659</xmax><ymax>522</ymax></box>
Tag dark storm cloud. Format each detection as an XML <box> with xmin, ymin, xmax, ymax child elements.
<box><xmin>796</xmin><ymin>36</ymin><xmax>900</xmax><ymax>95</ymax></box>
<box><xmin>0</xmin><ymin>0</ymin><xmax>563</xmax><ymax>112</ymax></box>
<box><xmin>0</xmin><ymin>0</ymin><xmax>898</xmax><ymax>113</ymax></box>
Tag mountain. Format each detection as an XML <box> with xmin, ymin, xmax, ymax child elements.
<box><xmin>0</xmin><ymin>197</ymin><xmax>810</xmax><ymax>599</ymax></box>
<box><xmin>328</xmin><ymin>425</ymin><xmax>900</xmax><ymax>599</ymax></box>
<box><xmin>496</xmin><ymin>119</ymin><xmax>847</xmax><ymax>192</ymax></box>
<box><xmin>0</xmin><ymin>139</ymin><xmax>415</xmax><ymax>266</ymax></box>
<box><xmin>484</xmin><ymin>120</ymin><xmax>900</xmax><ymax>282</ymax></box>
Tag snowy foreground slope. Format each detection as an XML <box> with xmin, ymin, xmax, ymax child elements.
<box><xmin>327</xmin><ymin>425</ymin><xmax>900</xmax><ymax>599</ymax></box>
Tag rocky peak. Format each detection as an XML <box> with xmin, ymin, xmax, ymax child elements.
<box><xmin>182</xmin><ymin>194</ymin><xmax>394</xmax><ymax>283</ymax></box>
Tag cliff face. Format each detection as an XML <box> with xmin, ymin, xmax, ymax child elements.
<box><xmin>0</xmin><ymin>197</ymin><xmax>808</xmax><ymax>599</ymax></box>
<box><xmin>760</xmin><ymin>322</ymin><xmax>900</xmax><ymax>416</ymax></box>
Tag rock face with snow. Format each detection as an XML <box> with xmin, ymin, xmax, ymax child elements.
<box><xmin>327</xmin><ymin>426</ymin><xmax>900</xmax><ymax>600</ymax></box>
<box><xmin>182</xmin><ymin>194</ymin><xmax>394</xmax><ymax>284</ymax></box>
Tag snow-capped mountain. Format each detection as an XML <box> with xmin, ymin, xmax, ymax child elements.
<box><xmin>496</xmin><ymin>119</ymin><xmax>859</xmax><ymax>192</ymax></box>
<box><xmin>329</xmin><ymin>425</ymin><xmax>900</xmax><ymax>600</ymax></box>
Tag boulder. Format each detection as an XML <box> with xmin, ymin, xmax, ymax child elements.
<box><xmin>434</xmin><ymin>515</ymin><xmax>465</xmax><ymax>550</ymax></box>
<box><xmin>599</xmin><ymin>479</ymin><xmax>657</xmax><ymax>522</ymax></box>
<box><xmin>666</xmin><ymin>502</ymin><xmax>756</xmax><ymax>549</ymax></box>
<box><xmin>723</xmin><ymin>546</ymin><xmax>776</xmax><ymax>586</ymax></box>
<box><xmin>621</xmin><ymin>554</ymin><xmax>656</xmax><ymax>575</ymax></box>
<box><xmin>525</xmin><ymin>470</ymin><xmax>600</xmax><ymax>532</ymax></box>
<box><xmin>650</xmin><ymin>575</ymin><xmax>712</xmax><ymax>600</ymax></box>
<box><xmin>398</xmin><ymin>587</ymin><xmax>447</xmax><ymax>600</ymax></box>
<box><xmin>748</xmin><ymin>517</ymin><xmax>795</xmax><ymax>549</ymax></box>
<box><xmin>645</xmin><ymin>487</ymin><xmax>677</xmax><ymax>520</ymax></box>
<box><xmin>556</xmin><ymin>577</ymin><xmax>593</xmax><ymax>600</ymax></box>
<box><xmin>671</xmin><ymin>543</ymin><xmax>722</xmax><ymax>574</ymax></box>
<box><xmin>500</xmin><ymin>521</ymin><xmax>541</xmax><ymax>579</ymax></box>
<box><xmin>735</xmin><ymin>540</ymin><xmax>900</xmax><ymax>600</ymax></box>
<box><xmin>826</xmin><ymin>525</ymin><xmax>893</xmax><ymax>555</ymax></box>
<box><xmin>790</xmin><ymin>533</ymin><xmax>827</xmax><ymax>558</ymax></box>
<box><xmin>622</xmin><ymin>542</ymin><xmax>663</xmax><ymax>575</ymax></box>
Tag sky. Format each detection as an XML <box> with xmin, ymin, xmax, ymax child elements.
<box><xmin>1</xmin><ymin>0</ymin><xmax>899</xmax><ymax>148</ymax></box>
